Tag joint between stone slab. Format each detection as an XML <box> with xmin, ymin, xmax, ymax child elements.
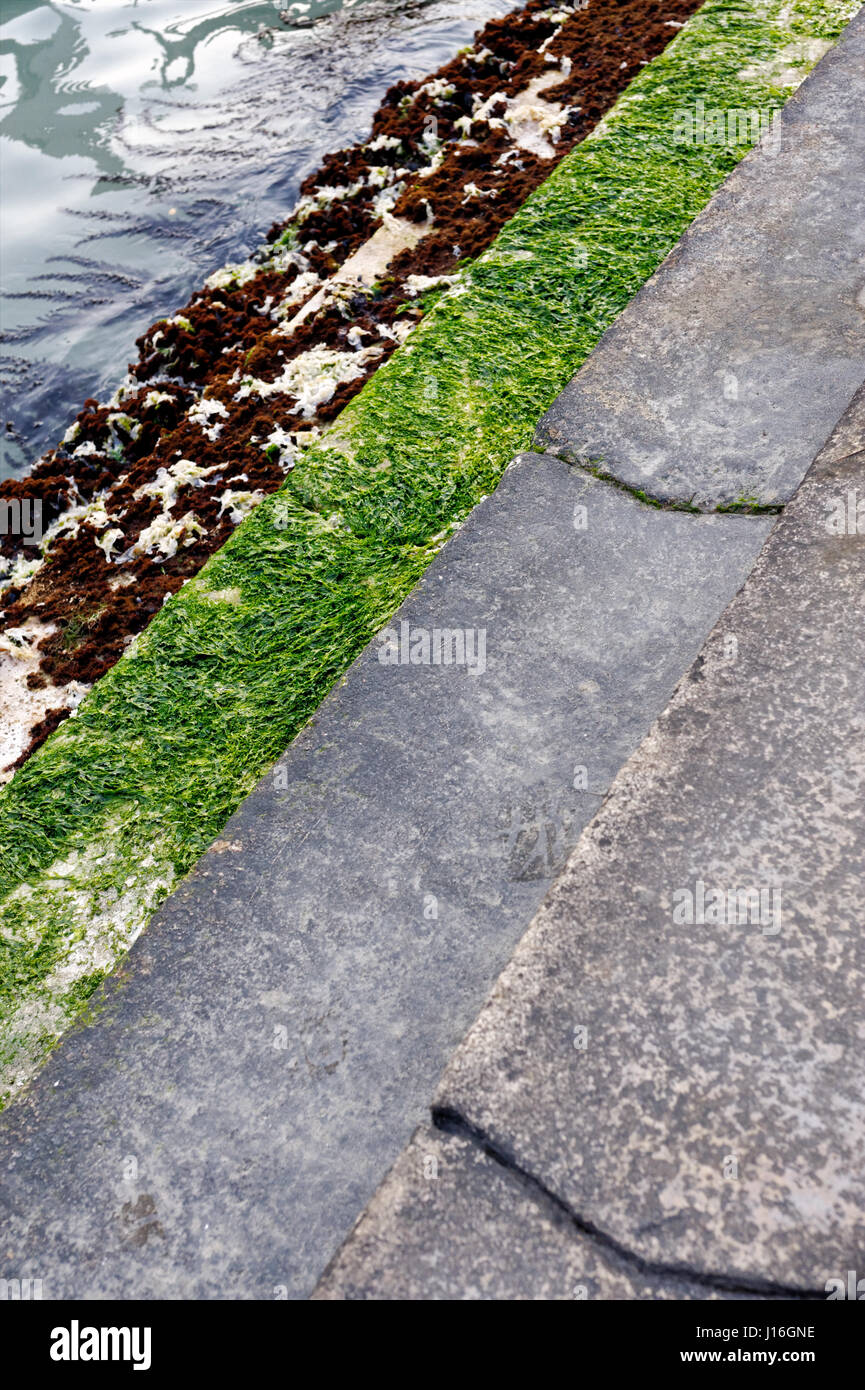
<box><xmin>431</xmin><ymin>1106</ymin><xmax>825</xmax><ymax>1301</ymax></box>
<box><xmin>539</xmin><ymin>451</ymin><xmax>786</xmax><ymax>517</ymax></box>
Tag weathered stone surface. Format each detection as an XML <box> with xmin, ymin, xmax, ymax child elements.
<box><xmin>0</xmin><ymin>455</ymin><xmax>769</xmax><ymax>1299</ymax></box>
<box><xmin>535</xmin><ymin>10</ymin><xmax>865</xmax><ymax>508</ymax></box>
<box><xmin>314</xmin><ymin>1126</ymin><xmax>739</xmax><ymax>1301</ymax></box>
<box><xmin>438</xmin><ymin>392</ymin><xmax>865</xmax><ymax>1294</ymax></box>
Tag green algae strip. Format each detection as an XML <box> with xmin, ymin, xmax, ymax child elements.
<box><xmin>0</xmin><ymin>0</ymin><xmax>858</xmax><ymax>1104</ymax></box>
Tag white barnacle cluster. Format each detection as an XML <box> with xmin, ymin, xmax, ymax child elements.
<box><xmin>366</xmin><ymin>165</ymin><xmax>395</xmax><ymax>190</ymax></box>
<box><xmin>235</xmin><ymin>341</ymin><xmax>384</xmax><ymax>418</ymax></box>
<box><xmin>370</xmin><ymin>182</ymin><xmax>406</xmax><ymax>227</ymax></box>
<box><xmin>205</xmin><ymin>258</ymin><xmax>261</xmax><ymax>292</ymax></box>
<box><xmin>417</xmin><ymin>144</ymin><xmax>447</xmax><ymax>179</ymax></box>
<box><xmin>96</xmin><ymin>528</ymin><xmax>124</xmax><ymax>561</ymax></box>
<box><xmin>470</xmin><ymin>46</ymin><xmax>515</xmax><ymax>75</ymax></box>
<box><xmin>260</xmin><ymin>425</ymin><xmax>321</xmax><ymax>472</ymax></box>
<box><xmin>365</xmin><ymin>133</ymin><xmax>404</xmax><ymax>154</ymax></box>
<box><xmin>188</xmin><ymin>396</ymin><xmax>230</xmax><ymax>441</ymax></box>
<box><xmin>460</xmin><ymin>182</ymin><xmax>497</xmax><ymax>203</ymax></box>
<box><xmin>272</xmin><ymin>269</ymin><xmax>323</xmax><ymax>321</ymax></box>
<box><xmin>538</xmin><ymin>4</ymin><xmax>581</xmax><ymax>21</ymax></box>
<box><xmin>269</xmin><ymin>243</ymin><xmax>312</xmax><ymax>276</ymax></box>
<box><xmin>143</xmin><ymin>391</ymin><xmax>175</xmax><ymax>410</ymax></box>
<box><xmin>132</xmin><ymin>511</ymin><xmax>207</xmax><ymax>559</ymax></box>
<box><xmin>0</xmin><ymin>551</ymin><xmax>42</xmax><ymax>595</ymax></box>
<box><xmin>72</xmin><ymin>440</ymin><xmax>102</xmax><ymax>460</ymax></box>
<box><xmin>108</xmin><ymin>376</ymin><xmax>138</xmax><ymax>407</ymax></box>
<box><xmin>218</xmin><ymin>488</ymin><xmax>265</xmax><ymax>525</ymax></box>
<box><xmin>376</xmin><ymin>319</ymin><xmax>415</xmax><ymax>345</ymax></box>
<box><xmin>134</xmin><ymin>458</ymin><xmax>217</xmax><ymax>510</ymax></box>
<box><xmin>414</xmin><ymin>77</ymin><xmax>456</xmax><ymax>103</ymax></box>
<box><xmin>403</xmin><ymin>272</ymin><xmax>461</xmax><ymax>298</ymax></box>
<box><xmin>107</xmin><ymin>412</ymin><xmax>142</xmax><ymax>444</ymax></box>
<box><xmin>291</xmin><ymin>179</ymin><xmax>366</xmax><ymax>224</ymax></box>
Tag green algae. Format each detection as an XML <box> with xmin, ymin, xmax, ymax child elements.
<box><xmin>0</xmin><ymin>0</ymin><xmax>859</xmax><ymax>1105</ymax></box>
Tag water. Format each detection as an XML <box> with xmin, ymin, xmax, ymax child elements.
<box><xmin>0</xmin><ymin>0</ymin><xmax>513</xmax><ymax>477</ymax></box>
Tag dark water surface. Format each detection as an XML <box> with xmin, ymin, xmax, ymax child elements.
<box><xmin>0</xmin><ymin>0</ymin><xmax>513</xmax><ymax>476</ymax></box>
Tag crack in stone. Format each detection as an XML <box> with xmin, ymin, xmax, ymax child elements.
<box><xmin>824</xmin><ymin>446</ymin><xmax>865</xmax><ymax>467</ymax></box>
<box><xmin>432</xmin><ymin>1105</ymin><xmax>825</xmax><ymax>1300</ymax></box>
<box><xmin>535</xmin><ymin>451</ymin><xmax>786</xmax><ymax>516</ymax></box>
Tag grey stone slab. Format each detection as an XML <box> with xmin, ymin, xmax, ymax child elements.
<box><xmin>534</xmin><ymin>9</ymin><xmax>865</xmax><ymax>509</ymax></box>
<box><xmin>314</xmin><ymin>1126</ymin><xmax>744</xmax><ymax>1301</ymax></box>
<box><xmin>438</xmin><ymin>391</ymin><xmax>865</xmax><ymax>1295</ymax></box>
<box><xmin>0</xmin><ymin>455</ymin><xmax>770</xmax><ymax>1300</ymax></box>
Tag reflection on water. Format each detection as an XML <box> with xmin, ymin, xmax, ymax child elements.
<box><xmin>0</xmin><ymin>0</ymin><xmax>513</xmax><ymax>476</ymax></box>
